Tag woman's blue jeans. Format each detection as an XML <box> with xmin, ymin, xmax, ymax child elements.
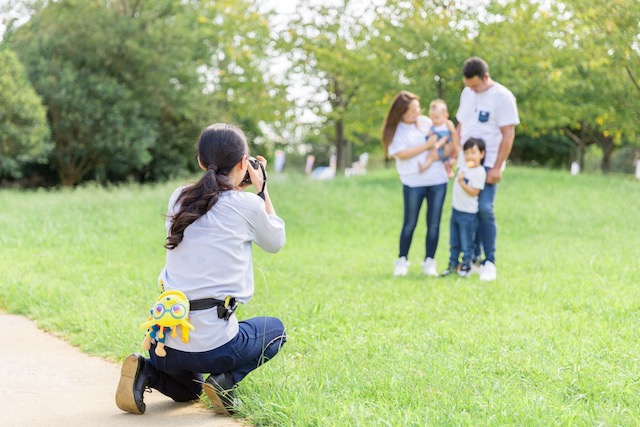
<box><xmin>399</xmin><ymin>183</ymin><xmax>447</xmax><ymax>260</ymax></box>
<box><xmin>475</xmin><ymin>168</ymin><xmax>498</xmax><ymax>264</ymax></box>
<box><xmin>145</xmin><ymin>316</ymin><xmax>286</xmax><ymax>402</ymax></box>
<box><xmin>449</xmin><ymin>208</ymin><xmax>478</xmax><ymax>268</ymax></box>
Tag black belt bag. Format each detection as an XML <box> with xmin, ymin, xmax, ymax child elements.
<box><xmin>190</xmin><ymin>297</ymin><xmax>238</xmax><ymax>320</ymax></box>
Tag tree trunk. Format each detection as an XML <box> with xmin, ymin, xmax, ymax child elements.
<box><xmin>577</xmin><ymin>140</ymin><xmax>586</xmax><ymax>170</ymax></box>
<box><xmin>335</xmin><ymin>118</ymin><xmax>344</xmax><ymax>171</ymax></box>
<box><xmin>562</xmin><ymin>126</ymin><xmax>587</xmax><ymax>170</ymax></box>
<box><xmin>599</xmin><ymin>136</ymin><xmax>615</xmax><ymax>173</ymax></box>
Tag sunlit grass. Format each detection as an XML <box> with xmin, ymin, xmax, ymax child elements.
<box><xmin>1</xmin><ymin>167</ymin><xmax>639</xmax><ymax>426</ymax></box>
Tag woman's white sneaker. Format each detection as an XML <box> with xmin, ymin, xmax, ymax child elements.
<box><xmin>479</xmin><ymin>261</ymin><xmax>497</xmax><ymax>281</ymax></box>
<box><xmin>422</xmin><ymin>257</ymin><xmax>438</xmax><ymax>277</ymax></box>
<box><xmin>393</xmin><ymin>257</ymin><xmax>409</xmax><ymax>276</ymax></box>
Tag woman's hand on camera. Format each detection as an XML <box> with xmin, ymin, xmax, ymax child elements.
<box><xmin>247</xmin><ymin>155</ymin><xmax>268</xmax><ymax>192</ymax></box>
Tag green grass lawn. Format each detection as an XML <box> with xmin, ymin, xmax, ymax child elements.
<box><xmin>1</xmin><ymin>167</ymin><xmax>639</xmax><ymax>426</ymax></box>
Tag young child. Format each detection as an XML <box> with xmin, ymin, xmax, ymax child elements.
<box><xmin>418</xmin><ymin>99</ymin><xmax>459</xmax><ymax>177</ymax></box>
<box><xmin>441</xmin><ymin>138</ymin><xmax>486</xmax><ymax>277</ymax></box>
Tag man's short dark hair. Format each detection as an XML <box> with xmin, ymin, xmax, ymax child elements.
<box><xmin>462</xmin><ymin>57</ymin><xmax>489</xmax><ymax>79</ymax></box>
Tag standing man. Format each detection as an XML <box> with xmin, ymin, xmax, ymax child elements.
<box><xmin>454</xmin><ymin>57</ymin><xmax>519</xmax><ymax>281</ymax></box>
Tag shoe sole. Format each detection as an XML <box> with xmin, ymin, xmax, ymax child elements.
<box><xmin>203</xmin><ymin>382</ymin><xmax>233</xmax><ymax>416</ymax></box>
<box><xmin>115</xmin><ymin>355</ymin><xmax>145</xmax><ymax>415</ymax></box>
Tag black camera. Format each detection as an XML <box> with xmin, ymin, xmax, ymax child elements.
<box><xmin>241</xmin><ymin>156</ymin><xmax>265</xmax><ymax>185</ymax></box>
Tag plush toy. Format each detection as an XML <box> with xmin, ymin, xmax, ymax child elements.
<box><xmin>141</xmin><ymin>289</ymin><xmax>195</xmax><ymax>357</ymax></box>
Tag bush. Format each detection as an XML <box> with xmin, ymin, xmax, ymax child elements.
<box><xmin>510</xmin><ymin>134</ymin><xmax>573</xmax><ymax>168</ymax></box>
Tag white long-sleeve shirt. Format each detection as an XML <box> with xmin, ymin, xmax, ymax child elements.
<box><xmin>159</xmin><ymin>187</ymin><xmax>286</xmax><ymax>352</ymax></box>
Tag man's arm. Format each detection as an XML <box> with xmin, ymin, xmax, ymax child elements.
<box><xmin>487</xmin><ymin>124</ymin><xmax>515</xmax><ymax>184</ymax></box>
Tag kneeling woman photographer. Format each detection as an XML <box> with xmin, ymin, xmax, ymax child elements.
<box><xmin>116</xmin><ymin>123</ymin><xmax>286</xmax><ymax>416</ymax></box>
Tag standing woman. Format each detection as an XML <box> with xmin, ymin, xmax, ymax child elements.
<box><xmin>116</xmin><ymin>123</ymin><xmax>286</xmax><ymax>416</ymax></box>
<box><xmin>382</xmin><ymin>91</ymin><xmax>449</xmax><ymax>276</ymax></box>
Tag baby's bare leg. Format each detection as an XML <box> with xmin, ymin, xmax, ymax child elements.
<box><xmin>419</xmin><ymin>149</ymin><xmax>441</xmax><ymax>173</ymax></box>
<box><xmin>441</xmin><ymin>142</ymin><xmax>453</xmax><ymax>158</ymax></box>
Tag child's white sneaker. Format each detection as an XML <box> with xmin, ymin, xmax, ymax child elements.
<box><xmin>393</xmin><ymin>257</ymin><xmax>409</xmax><ymax>276</ymax></box>
<box><xmin>479</xmin><ymin>261</ymin><xmax>497</xmax><ymax>281</ymax></box>
<box><xmin>422</xmin><ymin>257</ymin><xmax>438</xmax><ymax>277</ymax></box>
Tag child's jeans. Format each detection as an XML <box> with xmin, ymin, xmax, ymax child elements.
<box><xmin>449</xmin><ymin>208</ymin><xmax>478</xmax><ymax>268</ymax></box>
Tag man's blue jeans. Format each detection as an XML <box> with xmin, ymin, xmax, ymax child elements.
<box><xmin>399</xmin><ymin>183</ymin><xmax>447</xmax><ymax>260</ymax></box>
<box><xmin>449</xmin><ymin>208</ymin><xmax>478</xmax><ymax>268</ymax></box>
<box><xmin>145</xmin><ymin>317</ymin><xmax>286</xmax><ymax>402</ymax></box>
<box><xmin>475</xmin><ymin>168</ymin><xmax>498</xmax><ymax>264</ymax></box>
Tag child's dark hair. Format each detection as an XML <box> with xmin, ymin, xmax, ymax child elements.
<box><xmin>463</xmin><ymin>137</ymin><xmax>486</xmax><ymax>165</ymax></box>
<box><xmin>165</xmin><ymin>123</ymin><xmax>248</xmax><ymax>250</ymax></box>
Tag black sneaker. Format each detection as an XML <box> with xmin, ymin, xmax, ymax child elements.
<box><xmin>115</xmin><ymin>354</ymin><xmax>149</xmax><ymax>414</ymax></box>
<box><xmin>440</xmin><ymin>266</ymin><xmax>457</xmax><ymax>277</ymax></box>
<box><xmin>458</xmin><ymin>265</ymin><xmax>471</xmax><ymax>277</ymax></box>
<box><xmin>203</xmin><ymin>373</ymin><xmax>239</xmax><ymax>416</ymax></box>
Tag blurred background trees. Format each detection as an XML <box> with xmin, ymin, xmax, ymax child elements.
<box><xmin>1</xmin><ymin>0</ymin><xmax>638</xmax><ymax>186</ymax></box>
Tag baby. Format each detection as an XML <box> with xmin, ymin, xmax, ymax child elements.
<box><xmin>418</xmin><ymin>99</ymin><xmax>458</xmax><ymax>177</ymax></box>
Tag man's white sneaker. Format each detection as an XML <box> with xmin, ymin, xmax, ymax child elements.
<box><xmin>479</xmin><ymin>261</ymin><xmax>497</xmax><ymax>281</ymax></box>
<box><xmin>393</xmin><ymin>257</ymin><xmax>409</xmax><ymax>276</ymax></box>
<box><xmin>422</xmin><ymin>257</ymin><xmax>438</xmax><ymax>277</ymax></box>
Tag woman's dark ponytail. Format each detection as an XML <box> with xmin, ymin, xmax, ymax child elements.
<box><xmin>165</xmin><ymin>124</ymin><xmax>248</xmax><ymax>250</ymax></box>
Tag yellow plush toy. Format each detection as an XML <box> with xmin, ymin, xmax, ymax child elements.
<box><xmin>141</xmin><ymin>290</ymin><xmax>195</xmax><ymax>357</ymax></box>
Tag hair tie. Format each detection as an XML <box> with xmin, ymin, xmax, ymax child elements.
<box><xmin>207</xmin><ymin>165</ymin><xmax>218</xmax><ymax>172</ymax></box>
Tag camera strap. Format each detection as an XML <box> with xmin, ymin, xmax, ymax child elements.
<box><xmin>257</xmin><ymin>162</ymin><xmax>267</xmax><ymax>200</ymax></box>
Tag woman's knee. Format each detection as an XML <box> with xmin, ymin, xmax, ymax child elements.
<box><xmin>401</xmin><ymin>219</ymin><xmax>418</xmax><ymax>234</ymax></box>
<box><xmin>263</xmin><ymin>317</ymin><xmax>286</xmax><ymax>357</ymax></box>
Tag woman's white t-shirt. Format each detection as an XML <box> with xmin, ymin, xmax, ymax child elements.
<box><xmin>387</xmin><ymin>120</ymin><xmax>449</xmax><ymax>187</ymax></box>
<box><xmin>158</xmin><ymin>188</ymin><xmax>286</xmax><ymax>352</ymax></box>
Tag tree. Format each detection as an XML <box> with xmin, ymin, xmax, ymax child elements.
<box><xmin>8</xmin><ymin>1</ymin><xmax>189</xmax><ymax>184</ymax></box>
<box><xmin>475</xmin><ymin>0</ymin><xmax>640</xmax><ymax>172</ymax></box>
<box><xmin>563</xmin><ymin>0</ymin><xmax>640</xmax><ymax>171</ymax></box>
<box><xmin>283</xmin><ymin>0</ymin><xmax>392</xmax><ymax>170</ymax></box>
<box><xmin>7</xmin><ymin>0</ymin><xmax>283</xmax><ymax>185</ymax></box>
<box><xmin>0</xmin><ymin>47</ymin><xmax>50</xmax><ymax>179</ymax></box>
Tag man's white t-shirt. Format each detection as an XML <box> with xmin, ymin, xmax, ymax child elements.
<box><xmin>159</xmin><ymin>188</ymin><xmax>286</xmax><ymax>352</ymax></box>
<box><xmin>452</xmin><ymin>165</ymin><xmax>486</xmax><ymax>213</ymax></box>
<box><xmin>456</xmin><ymin>82</ymin><xmax>519</xmax><ymax>169</ymax></box>
<box><xmin>387</xmin><ymin>119</ymin><xmax>449</xmax><ymax>187</ymax></box>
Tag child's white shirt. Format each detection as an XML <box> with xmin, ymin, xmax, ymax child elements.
<box><xmin>452</xmin><ymin>165</ymin><xmax>486</xmax><ymax>213</ymax></box>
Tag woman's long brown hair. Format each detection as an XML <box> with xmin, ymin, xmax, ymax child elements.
<box><xmin>165</xmin><ymin>123</ymin><xmax>248</xmax><ymax>250</ymax></box>
<box><xmin>381</xmin><ymin>91</ymin><xmax>419</xmax><ymax>158</ymax></box>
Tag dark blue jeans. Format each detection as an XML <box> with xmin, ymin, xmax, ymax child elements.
<box><xmin>449</xmin><ymin>208</ymin><xmax>478</xmax><ymax>268</ymax></box>
<box><xmin>144</xmin><ymin>317</ymin><xmax>286</xmax><ymax>402</ymax></box>
<box><xmin>475</xmin><ymin>168</ymin><xmax>498</xmax><ymax>264</ymax></box>
<box><xmin>399</xmin><ymin>183</ymin><xmax>447</xmax><ymax>260</ymax></box>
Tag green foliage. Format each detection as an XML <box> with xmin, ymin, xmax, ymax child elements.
<box><xmin>0</xmin><ymin>47</ymin><xmax>50</xmax><ymax>179</ymax></box>
<box><xmin>5</xmin><ymin>0</ymin><xmax>283</xmax><ymax>186</ymax></box>
<box><xmin>511</xmin><ymin>134</ymin><xmax>573</xmax><ymax>168</ymax></box>
<box><xmin>283</xmin><ymin>0</ymin><xmax>396</xmax><ymax>169</ymax></box>
<box><xmin>476</xmin><ymin>0</ymin><xmax>640</xmax><ymax>171</ymax></box>
<box><xmin>1</xmin><ymin>168</ymin><xmax>639</xmax><ymax>425</ymax></box>
<box><xmin>3</xmin><ymin>0</ymin><xmax>639</xmax><ymax>185</ymax></box>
